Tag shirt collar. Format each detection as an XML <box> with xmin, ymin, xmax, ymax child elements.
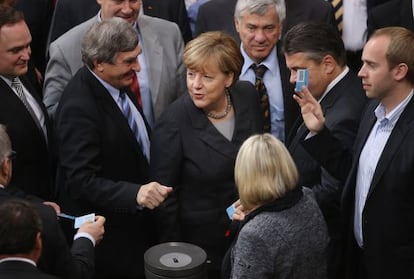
<box><xmin>88</xmin><ymin>68</ymin><xmax>122</xmax><ymax>100</ymax></box>
<box><xmin>375</xmin><ymin>89</ymin><xmax>414</xmax><ymax>125</ymax></box>
<box><xmin>0</xmin><ymin>257</ymin><xmax>36</xmax><ymax>266</ymax></box>
<box><xmin>240</xmin><ymin>44</ymin><xmax>278</xmax><ymax>76</ymax></box>
<box><xmin>319</xmin><ymin>66</ymin><xmax>350</xmax><ymax>102</ymax></box>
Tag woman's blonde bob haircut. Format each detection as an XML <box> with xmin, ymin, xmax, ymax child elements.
<box><xmin>235</xmin><ymin>134</ymin><xmax>299</xmax><ymax>210</ymax></box>
<box><xmin>183</xmin><ymin>31</ymin><xmax>243</xmax><ymax>86</ymax></box>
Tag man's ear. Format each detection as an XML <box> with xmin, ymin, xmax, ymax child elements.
<box><xmin>0</xmin><ymin>159</ymin><xmax>11</xmax><ymax>185</ymax></box>
<box><xmin>393</xmin><ymin>63</ymin><xmax>409</xmax><ymax>82</ymax></box>
<box><xmin>322</xmin><ymin>55</ymin><xmax>336</xmax><ymax>75</ymax></box>
<box><xmin>32</xmin><ymin>232</ymin><xmax>42</xmax><ymax>263</ymax></box>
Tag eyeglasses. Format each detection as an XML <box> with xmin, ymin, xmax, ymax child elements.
<box><xmin>7</xmin><ymin>150</ymin><xmax>16</xmax><ymax>160</ymax></box>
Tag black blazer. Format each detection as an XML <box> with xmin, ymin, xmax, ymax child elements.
<box><xmin>367</xmin><ymin>0</ymin><xmax>414</xmax><ymax>37</ymax></box>
<box><xmin>0</xmin><ymin>261</ymin><xmax>58</xmax><ymax>279</ymax></box>
<box><xmin>302</xmin><ymin>96</ymin><xmax>414</xmax><ymax>278</ymax></box>
<box><xmin>150</xmin><ymin>81</ymin><xmax>263</xmax><ymax>272</ymax></box>
<box><xmin>0</xmin><ymin>76</ymin><xmax>54</xmax><ymax>200</ymax></box>
<box><xmin>276</xmin><ymin>44</ymin><xmax>301</xmax><ymax>145</ymax></box>
<box><xmin>195</xmin><ymin>0</ymin><xmax>239</xmax><ymax>42</ymax></box>
<box><xmin>55</xmin><ymin>66</ymin><xmax>155</xmax><ymax>278</ymax></box>
<box><xmin>15</xmin><ymin>0</ymin><xmax>54</xmax><ymax>75</ymax></box>
<box><xmin>0</xmin><ymin>188</ymin><xmax>94</xmax><ymax>279</ymax></box>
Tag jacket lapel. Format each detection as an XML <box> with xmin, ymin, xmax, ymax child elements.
<box><xmin>184</xmin><ymin>94</ymin><xmax>238</xmax><ymax>160</ymax></box>
<box><xmin>83</xmin><ymin>68</ymin><xmax>147</xmax><ymax>157</ymax></box>
<box><xmin>367</xmin><ymin>95</ymin><xmax>414</xmax><ymax>197</ymax></box>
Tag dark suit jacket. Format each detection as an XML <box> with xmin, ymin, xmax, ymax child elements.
<box><xmin>195</xmin><ymin>0</ymin><xmax>336</xmax><ymax>42</ymax></box>
<box><xmin>55</xmin><ymin>66</ymin><xmax>155</xmax><ymax>278</ymax></box>
<box><xmin>150</xmin><ymin>81</ymin><xmax>263</xmax><ymax>273</ymax></box>
<box><xmin>288</xmin><ymin>70</ymin><xmax>366</xmax><ymax>234</ymax></box>
<box><xmin>15</xmin><ymin>0</ymin><xmax>54</xmax><ymax>75</ymax></box>
<box><xmin>0</xmin><ymin>261</ymin><xmax>58</xmax><ymax>279</ymax></box>
<box><xmin>0</xmin><ymin>188</ymin><xmax>95</xmax><ymax>279</ymax></box>
<box><xmin>367</xmin><ymin>0</ymin><xmax>414</xmax><ymax>37</ymax></box>
<box><xmin>302</xmin><ymin>96</ymin><xmax>414</xmax><ymax>278</ymax></box>
<box><xmin>284</xmin><ymin>0</ymin><xmax>336</xmax><ymax>34</ymax></box>
<box><xmin>47</xmin><ymin>0</ymin><xmax>191</xmax><ymax>47</ymax></box>
<box><xmin>275</xmin><ymin>44</ymin><xmax>301</xmax><ymax>145</ymax></box>
<box><xmin>195</xmin><ymin>0</ymin><xmax>238</xmax><ymax>42</ymax></box>
<box><xmin>0</xmin><ymin>76</ymin><xmax>54</xmax><ymax>200</ymax></box>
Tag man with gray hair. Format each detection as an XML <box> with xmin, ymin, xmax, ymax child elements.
<box><xmin>235</xmin><ymin>0</ymin><xmax>299</xmax><ymax>145</ymax></box>
<box><xmin>54</xmin><ymin>18</ymin><xmax>172</xmax><ymax>279</ymax></box>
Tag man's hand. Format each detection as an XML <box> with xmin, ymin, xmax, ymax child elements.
<box><xmin>136</xmin><ymin>182</ymin><xmax>173</xmax><ymax>209</ymax></box>
<box><xmin>78</xmin><ymin>215</ymin><xmax>105</xmax><ymax>245</ymax></box>
<box><xmin>293</xmin><ymin>86</ymin><xmax>325</xmax><ymax>134</ymax></box>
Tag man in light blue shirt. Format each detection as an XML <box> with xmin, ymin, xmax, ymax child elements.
<box><xmin>235</xmin><ymin>0</ymin><xmax>298</xmax><ymax>144</ymax></box>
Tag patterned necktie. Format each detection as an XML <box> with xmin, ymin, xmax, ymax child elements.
<box><xmin>252</xmin><ymin>64</ymin><xmax>271</xmax><ymax>132</ymax></box>
<box><xmin>130</xmin><ymin>73</ymin><xmax>142</xmax><ymax>109</ymax></box>
<box><xmin>330</xmin><ymin>0</ymin><xmax>343</xmax><ymax>34</ymax></box>
<box><xmin>11</xmin><ymin>77</ymin><xmax>33</xmax><ymax>113</ymax></box>
<box><xmin>11</xmin><ymin>77</ymin><xmax>47</xmax><ymax>141</ymax></box>
<box><xmin>119</xmin><ymin>91</ymin><xmax>150</xmax><ymax>161</ymax></box>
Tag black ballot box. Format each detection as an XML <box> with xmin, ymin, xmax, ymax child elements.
<box><xmin>144</xmin><ymin>242</ymin><xmax>208</xmax><ymax>279</ymax></box>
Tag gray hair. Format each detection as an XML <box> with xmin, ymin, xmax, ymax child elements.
<box><xmin>0</xmin><ymin>124</ymin><xmax>11</xmax><ymax>164</ymax></box>
<box><xmin>81</xmin><ymin>17</ymin><xmax>138</xmax><ymax>69</ymax></box>
<box><xmin>235</xmin><ymin>0</ymin><xmax>286</xmax><ymax>24</ymax></box>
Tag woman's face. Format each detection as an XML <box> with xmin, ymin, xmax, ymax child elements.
<box><xmin>186</xmin><ymin>62</ymin><xmax>234</xmax><ymax>113</ymax></box>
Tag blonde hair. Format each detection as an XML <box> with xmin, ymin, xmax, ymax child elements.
<box><xmin>183</xmin><ymin>31</ymin><xmax>243</xmax><ymax>86</ymax></box>
<box><xmin>235</xmin><ymin>134</ymin><xmax>298</xmax><ymax>210</ymax></box>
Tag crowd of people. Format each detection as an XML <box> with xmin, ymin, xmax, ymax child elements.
<box><xmin>0</xmin><ymin>0</ymin><xmax>414</xmax><ymax>278</ymax></box>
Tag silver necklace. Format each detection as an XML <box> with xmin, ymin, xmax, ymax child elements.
<box><xmin>205</xmin><ymin>89</ymin><xmax>232</xmax><ymax>119</ymax></box>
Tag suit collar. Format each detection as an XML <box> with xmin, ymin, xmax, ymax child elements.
<box><xmin>81</xmin><ymin>67</ymin><xmax>150</xmax><ymax>158</ymax></box>
<box><xmin>183</xmin><ymin>88</ymin><xmax>249</xmax><ymax>159</ymax></box>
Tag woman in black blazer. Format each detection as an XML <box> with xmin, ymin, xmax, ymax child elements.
<box><xmin>150</xmin><ymin>31</ymin><xmax>263</xmax><ymax>278</ymax></box>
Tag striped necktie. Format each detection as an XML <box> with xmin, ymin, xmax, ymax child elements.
<box><xmin>330</xmin><ymin>0</ymin><xmax>344</xmax><ymax>34</ymax></box>
<box><xmin>11</xmin><ymin>77</ymin><xmax>47</xmax><ymax>142</ymax></box>
<box><xmin>119</xmin><ymin>91</ymin><xmax>150</xmax><ymax>161</ymax></box>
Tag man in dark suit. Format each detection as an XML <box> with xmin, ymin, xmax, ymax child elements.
<box><xmin>295</xmin><ymin>27</ymin><xmax>414</xmax><ymax>279</ymax></box>
<box><xmin>367</xmin><ymin>0</ymin><xmax>414</xmax><ymax>37</ymax></box>
<box><xmin>282</xmin><ymin>22</ymin><xmax>367</xmax><ymax>279</ymax></box>
<box><xmin>47</xmin><ymin>0</ymin><xmax>191</xmax><ymax>46</ymax></box>
<box><xmin>195</xmin><ymin>0</ymin><xmax>335</xmax><ymax>44</ymax></box>
<box><xmin>0</xmin><ymin>199</ymin><xmax>58</xmax><ymax>279</ymax></box>
<box><xmin>234</xmin><ymin>0</ymin><xmax>299</xmax><ymax>145</ymax></box>
<box><xmin>0</xmin><ymin>124</ymin><xmax>105</xmax><ymax>279</ymax></box>
<box><xmin>55</xmin><ymin>18</ymin><xmax>172</xmax><ymax>279</ymax></box>
<box><xmin>0</xmin><ymin>5</ymin><xmax>54</xmax><ymax>200</ymax></box>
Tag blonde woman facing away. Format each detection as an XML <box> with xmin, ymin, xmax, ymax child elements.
<box><xmin>224</xmin><ymin>134</ymin><xmax>329</xmax><ymax>279</ymax></box>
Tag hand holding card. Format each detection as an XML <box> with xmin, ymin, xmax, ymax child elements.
<box><xmin>295</xmin><ymin>69</ymin><xmax>309</xmax><ymax>92</ymax></box>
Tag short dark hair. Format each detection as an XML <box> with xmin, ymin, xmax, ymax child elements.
<box><xmin>0</xmin><ymin>4</ymin><xmax>24</xmax><ymax>30</ymax></box>
<box><xmin>282</xmin><ymin>22</ymin><xmax>346</xmax><ymax>67</ymax></box>
<box><xmin>0</xmin><ymin>199</ymin><xmax>42</xmax><ymax>255</ymax></box>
